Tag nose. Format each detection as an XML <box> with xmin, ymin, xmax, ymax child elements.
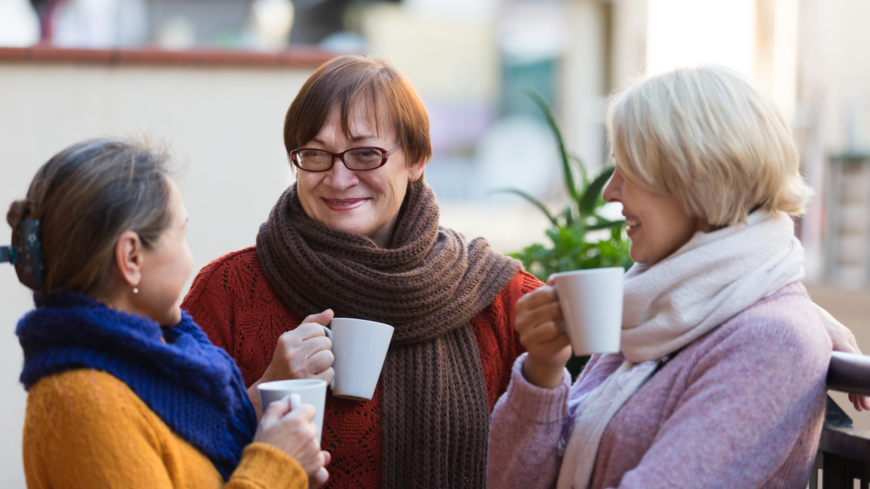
<box><xmin>323</xmin><ymin>155</ymin><xmax>359</xmax><ymax>189</ymax></box>
<box><xmin>602</xmin><ymin>166</ymin><xmax>624</xmax><ymax>203</ymax></box>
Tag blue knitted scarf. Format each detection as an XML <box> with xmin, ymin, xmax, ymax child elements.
<box><xmin>16</xmin><ymin>291</ymin><xmax>258</xmax><ymax>480</ymax></box>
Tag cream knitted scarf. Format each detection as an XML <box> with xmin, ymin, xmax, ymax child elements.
<box><xmin>557</xmin><ymin>211</ymin><xmax>805</xmax><ymax>489</ymax></box>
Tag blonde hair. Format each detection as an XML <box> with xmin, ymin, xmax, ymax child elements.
<box><xmin>606</xmin><ymin>64</ymin><xmax>812</xmax><ymax>228</ymax></box>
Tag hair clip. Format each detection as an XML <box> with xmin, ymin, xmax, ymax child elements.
<box><xmin>0</xmin><ymin>246</ymin><xmax>14</xmax><ymax>264</ymax></box>
<box><xmin>3</xmin><ymin>220</ymin><xmax>44</xmax><ymax>288</ymax></box>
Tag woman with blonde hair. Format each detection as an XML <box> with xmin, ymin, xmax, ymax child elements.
<box><xmin>6</xmin><ymin>138</ymin><xmax>328</xmax><ymax>488</ymax></box>
<box><xmin>487</xmin><ymin>65</ymin><xmax>835</xmax><ymax>488</ymax></box>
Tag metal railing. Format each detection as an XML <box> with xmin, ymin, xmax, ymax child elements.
<box><xmin>811</xmin><ymin>352</ymin><xmax>870</xmax><ymax>488</ymax></box>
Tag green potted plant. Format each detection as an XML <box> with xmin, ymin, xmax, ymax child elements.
<box><xmin>500</xmin><ymin>88</ymin><xmax>633</xmax><ymax>375</ymax></box>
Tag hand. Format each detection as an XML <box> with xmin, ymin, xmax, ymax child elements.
<box><xmin>253</xmin><ymin>398</ymin><xmax>330</xmax><ymax>487</ymax></box>
<box><xmin>248</xmin><ymin>310</ymin><xmax>335</xmax><ymax>416</ymax></box>
<box><xmin>514</xmin><ymin>277</ymin><xmax>572</xmax><ymax>389</ymax></box>
<box><xmin>814</xmin><ymin>303</ymin><xmax>870</xmax><ymax>411</ymax></box>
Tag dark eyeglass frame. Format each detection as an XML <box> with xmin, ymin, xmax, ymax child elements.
<box><xmin>289</xmin><ymin>144</ymin><xmax>402</xmax><ymax>172</ymax></box>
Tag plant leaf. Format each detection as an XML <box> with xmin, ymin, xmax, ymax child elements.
<box><xmin>569</xmin><ymin>153</ymin><xmax>588</xmax><ymax>188</ymax></box>
<box><xmin>491</xmin><ymin>188</ymin><xmax>558</xmax><ymax>227</ymax></box>
<box><xmin>579</xmin><ymin>166</ymin><xmax>615</xmax><ymax>218</ymax></box>
<box><xmin>521</xmin><ymin>87</ymin><xmax>579</xmax><ymax>201</ymax></box>
<box><xmin>585</xmin><ymin>219</ymin><xmax>625</xmax><ymax>231</ymax></box>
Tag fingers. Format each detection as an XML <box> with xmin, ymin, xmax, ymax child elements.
<box><xmin>301</xmin><ymin>309</ymin><xmax>335</xmax><ymax>327</ymax></box>
<box><xmin>290</xmin><ymin>335</ymin><xmax>333</xmax><ymax>363</ymax></box>
<box><xmin>307</xmin><ymin>349</ymin><xmax>335</xmax><ymax>375</ymax></box>
<box><xmin>313</xmin><ymin>367</ymin><xmax>335</xmax><ymax>385</ymax></box>
<box><xmin>517</xmin><ymin>286</ymin><xmax>559</xmax><ymax>314</ymax></box>
<box><xmin>282</xmin><ymin>322</ymin><xmax>330</xmax><ymax>346</ymax></box>
<box><xmin>516</xmin><ymin>301</ymin><xmax>563</xmax><ymax>336</ymax></box>
<box><xmin>310</xmin><ymin>467</ymin><xmax>330</xmax><ymax>489</ymax></box>
<box><xmin>261</xmin><ymin>397</ymin><xmax>293</xmax><ymax>426</ymax></box>
<box><xmin>284</xmin><ymin>403</ymin><xmax>317</xmax><ymax>424</ymax></box>
<box><xmin>850</xmin><ymin>394</ymin><xmax>870</xmax><ymax>412</ymax></box>
<box><xmin>518</xmin><ymin>319</ymin><xmax>565</xmax><ymax>345</ymax></box>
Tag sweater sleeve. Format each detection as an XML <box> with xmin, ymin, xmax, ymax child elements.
<box><xmin>613</xmin><ymin>303</ymin><xmax>831</xmax><ymax>489</ymax></box>
<box><xmin>23</xmin><ymin>370</ymin><xmax>307</xmax><ymax>489</ymax></box>
<box><xmin>487</xmin><ymin>353</ymin><xmax>572</xmax><ymax>489</ymax></box>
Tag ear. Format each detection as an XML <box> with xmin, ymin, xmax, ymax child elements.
<box><xmin>407</xmin><ymin>158</ymin><xmax>427</xmax><ymax>183</ymax></box>
<box><xmin>113</xmin><ymin>230</ymin><xmax>144</xmax><ymax>288</ymax></box>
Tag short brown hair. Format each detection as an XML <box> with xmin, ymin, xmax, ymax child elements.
<box><xmin>283</xmin><ymin>55</ymin><xmax>432</xmax><ymax>168</ymax></box>
<box><xmin>6</xmin><ymin>137</ymin><xmax>175</xmax><ymax>297</ymax></box>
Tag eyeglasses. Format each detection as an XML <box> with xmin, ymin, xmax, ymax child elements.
<box><xmin>289</xmin><ymin>144</ymin><xmax>402</xmax><ymax>172</ymax></box>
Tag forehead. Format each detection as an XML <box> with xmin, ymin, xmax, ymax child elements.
<box><xmin>315</xmin><ymin>99</ymin><xmax>396</xmax><ymax>142</ymax></box>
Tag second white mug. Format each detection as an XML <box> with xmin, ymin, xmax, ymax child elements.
<box><xmin>552</xmin><ymin>267</ymin><xmax>624</xmax><ymax>356</ymax></box>
<box><xmin>257</xmin><ymin>379</ymin><xmax>327</xmax><ymax>442</ymax></box>
<box><xmin>321</xmin><ymin>318</ymin><xmax>394</xmax><ymax>401</ymax></box>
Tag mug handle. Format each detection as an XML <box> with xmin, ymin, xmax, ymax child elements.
<box><xmin>321</xmin><ymin>325</ymin><xmax>336</xmax><ymax>390</ymax></box>
<box><xmin>285</xmin><ymin>393</ymin><xmax>303</xmax><ymax>410</ymax></box>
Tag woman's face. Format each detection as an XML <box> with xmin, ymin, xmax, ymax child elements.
<box><xmin>135</xmin><ymin>181</ymin><xmax>194</xmax><ymax>326</ymax></box>
<box><xmin>603</xmin><ymin>166</ymin><xmax>702</xmax><ymax>266</ymax></box>
<box><xmin>295</xmin><ymin>103</ymin><xmax>425</xmax><ymax>247</ymax></box>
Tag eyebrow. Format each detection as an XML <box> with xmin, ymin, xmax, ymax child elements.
<box><xmin>311</xmin><ymin>134</ymin><xmax>376</xmax><ymax>145</ymax></box>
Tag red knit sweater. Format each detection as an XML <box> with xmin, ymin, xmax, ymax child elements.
<box><xmin>182</xmin><ymin>246</ymin><xmax>542</xmax><ymax>488</ymax></box>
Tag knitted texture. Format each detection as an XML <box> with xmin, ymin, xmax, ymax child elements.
<box><xmin>487</xmin><ymin>283</ymin><xmax>831</xmax><ymax>489</ymax></box>
<box><xmin>23</xmin><ymin>369</ymin><xmax>307</xmax><ymax>489</ymax></box>
<box><xmin>183</xmin><ymin>248</ymin><xmax>541</xmax><ymax>488</ymax></box>
<box><xmin>254</xmin><ymin>182</ymin><xmax>523</xmax><ymax>489</ymax></box>
<box><xmin>17</xmin><ymin>291</ymin><xmax>258</xmax><ymax>480</ymax></box>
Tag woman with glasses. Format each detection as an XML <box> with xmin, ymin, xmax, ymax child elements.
<box><xmin>181</xmin><ymin>54</ymin><xmax>542</xmax><ymax>488</ymax></box>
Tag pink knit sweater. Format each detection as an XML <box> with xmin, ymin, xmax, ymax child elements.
<box><xmin>487</xmin><ymin>283</ymin><xmax>830</xmax><ymax>489</ymax></box>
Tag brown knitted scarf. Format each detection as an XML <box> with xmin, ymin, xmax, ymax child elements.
<box><xmin>256</xmin><ymin>182</ymin><xmax>521</xmax><ymax>488</ymax></box>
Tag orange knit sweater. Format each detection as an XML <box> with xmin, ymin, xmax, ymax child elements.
<box><xmin>22</xmin><ymin>369</ymin><xmax>308</xmax><ymax>489</ymax></box>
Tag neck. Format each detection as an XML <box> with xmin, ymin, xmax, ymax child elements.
<box><xmin>372</xmin><ymin>212</ymin><xmax>401</xmax><ymax>248</ymax></box>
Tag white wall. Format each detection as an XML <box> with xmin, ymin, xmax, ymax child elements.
<box><xmin>0</xmin><ymin>61</ymin><xmax>314</xmax><ymax>487</ymax></box>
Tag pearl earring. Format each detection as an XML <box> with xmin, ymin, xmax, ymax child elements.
<box><xmin>133</xmin><ymin>287</ymin><xmax>139</xmax><ymax>294</ymax></box>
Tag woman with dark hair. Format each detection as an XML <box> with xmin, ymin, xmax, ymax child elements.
<box><xmin>7</xmin><ymin>138</ymin><xmax>328</xmax><ymax>488</ymax></box>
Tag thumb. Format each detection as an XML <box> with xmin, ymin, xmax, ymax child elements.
<box><xmin>261</xmin><ymin>397</ymin><xmax>293</xmax><ymax>425</ymax></box>
<box><xmin>302</xmin><ymin>309</ymin><xmax>335</xmax><ymax>326</ymax></box>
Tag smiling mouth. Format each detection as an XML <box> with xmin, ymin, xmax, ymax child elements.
<box><xmin>322</xmin><ymin>197</ymin><xmax>369</xmax><ymax>210</ymax></box>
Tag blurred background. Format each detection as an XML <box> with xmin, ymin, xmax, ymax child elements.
<box><xmin>1</xmin><ymin>0</ymin><xmax>869</xmax><ymax>486</ymax></box>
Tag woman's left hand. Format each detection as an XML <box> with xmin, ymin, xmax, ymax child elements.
<box><xmin>815</xmin><ymin>303</ymin><xmax>870</xmax><ymax>411</ymax></box>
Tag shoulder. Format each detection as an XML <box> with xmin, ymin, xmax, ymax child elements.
<box><xmin>689</xmin><ymin>282</ymin><xmax>831</xmax><ymax>376</ymax></box>
<box><xmin>496</xmin><ymin>270</ymin><xmax>545</xmax><ymax>305</ymax></box>
<box><xmin>476</xmin><ymin>270</ymin><xmax>542</xmax><ymax>320</ymax></box>
<box><xmin>728</xmin><ymin>282</ymin><xmax>830</xmax><ymax>348</ymax></box>
<box><xmin>183</xmin><ymin>246</ymin><xmax>271</xmax><ymax>314</ymax></box>
<box><xmin>26</xmin><ymin>369</ymin><xmax>161</xmax><ymax>441</ymax></box>
<box><xmin>187</xmin><ymin>246</ymin><xmax>261</xmax><ymax>295</ymax></box>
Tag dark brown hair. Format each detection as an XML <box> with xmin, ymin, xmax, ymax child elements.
<box><xmin>283</xmin><ymin>55</ymin><xmax>432</xmax><ymax>168</ymax></box>
<box><xmin>6</xmin><ymin>137</ymin><xmax>175</xmax><ymax>297</ymax></box>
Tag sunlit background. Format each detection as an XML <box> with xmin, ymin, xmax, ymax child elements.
<box><xmin>1</xmin><ymin>0</ymin><xmax>870</xmax><ymax>486</ymax></box>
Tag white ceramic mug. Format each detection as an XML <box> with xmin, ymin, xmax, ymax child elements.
<box><xmin>257</xmin><ymin>379</ymin><xmax>327</xmax><ymax>442</ymax></box>
<box><xmin>551</xmin><ymin>267</ymin><xmax>624</xmax><ymax>356</ymax></box>
<box><xmin>320</xmin><ymin>318</ymin><xmax>394</xmax><ymax>401</ymax></box>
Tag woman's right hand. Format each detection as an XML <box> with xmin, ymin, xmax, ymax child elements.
<box><xmin>249</xmin><ymin>310</ymin><xmax>336</xmax><ymax>415</ymax></box>
<box><xmin>254</xmin><ymin>398</ymin><xmax>330</xmax><ymax>488</ymax></box>
<box><xmin>514</xmin><ymin>279</ymin><xmax>572</xmax><ymax>389</ymax></box>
